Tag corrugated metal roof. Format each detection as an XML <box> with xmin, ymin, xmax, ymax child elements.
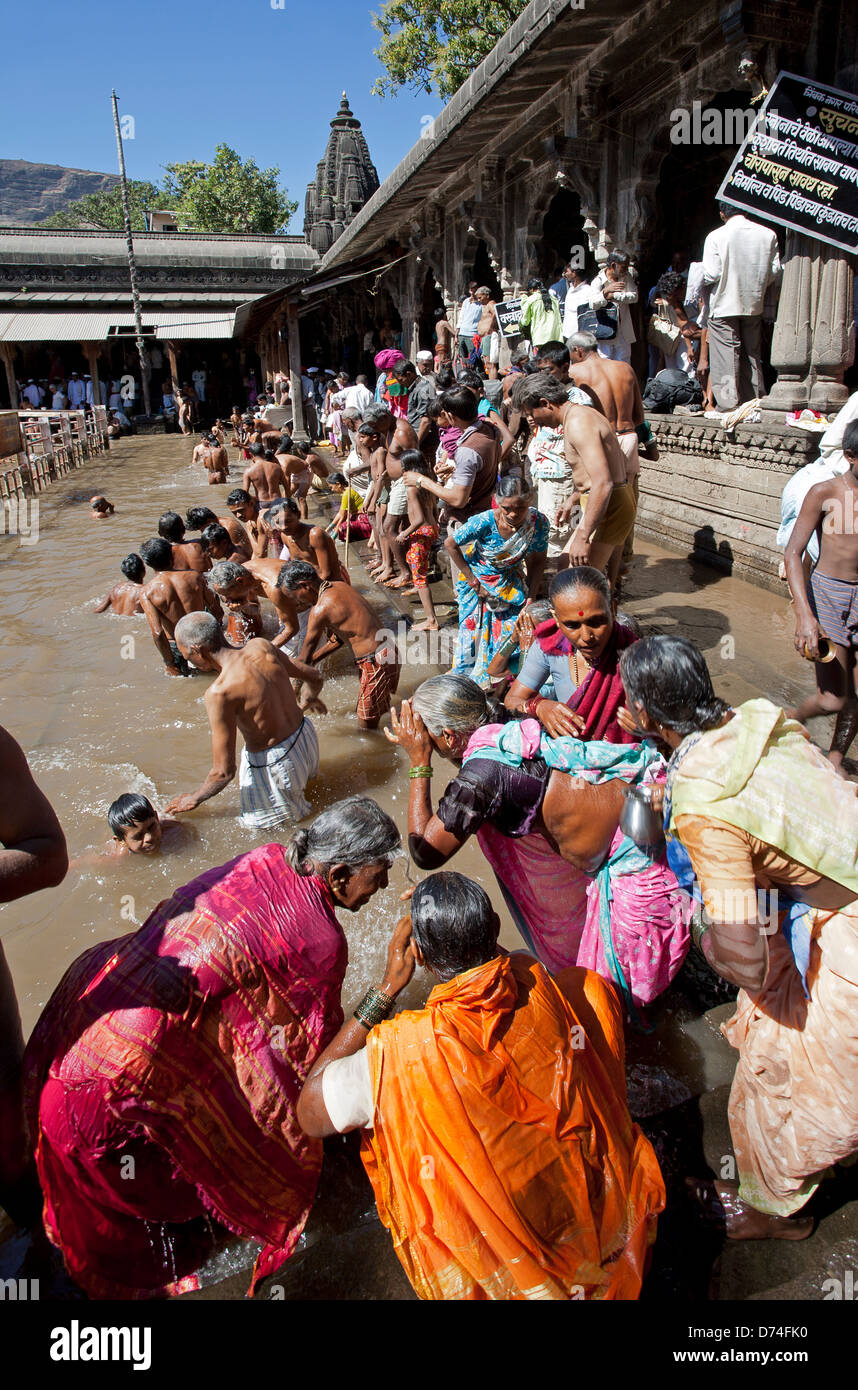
<box><xmin>0</xmin><ymin>310</ymin><xmax>237</xmax><ymax>341</ymax></box>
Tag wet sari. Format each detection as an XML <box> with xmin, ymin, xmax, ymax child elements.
<box><xmin>23</xmin><ymin>844</ymin><xmax>348</xmax><ymax>1298</ymax></box>
<box><xmin>361</xmin><ymin>952</ymin><xmax>665</xmax><ymax>1300</ymax></box>
<box><xmin>452</xmin><ymin>507</ymin><xmax>549</xmax><ymax>688</ymax></box>
<box><xmin>666</xmin><ymin>700</ymin><xmax>858</xmax><ymax>1215</ymax></box>
<box><xmin>463</xmin><ymin>722</ymin><xmax>690</xmax><ymax>1009</ymax></box>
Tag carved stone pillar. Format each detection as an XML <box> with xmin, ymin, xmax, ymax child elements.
<box><xmin>809</xmin><ymin>244</ymin><xmax>854</xmax><ymax>414</ymax></box>
<box><xmin>759</xmin><ymin>231</ymin><xmax>814</xmax><ymax>414</ymax></box>
<box><xmin>286</xmin><ymin>299</ymin><xmax>307</xmax><ymax>442</ymax></box>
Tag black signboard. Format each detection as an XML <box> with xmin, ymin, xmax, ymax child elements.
<box><xmin>494</xmin><ymin>298</ymin><xmax>523</xmax><ymax>338</ymax></box>
<box><xmin>718</xmin><ymin>71</ymin><xmax>858</xmax><ymax>254</ymax></box>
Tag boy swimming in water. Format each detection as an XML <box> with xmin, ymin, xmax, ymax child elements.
<box><xmin>107</xmin><ymin>794</ymin><xmax>189</xmax><ymax>855</ymax></box>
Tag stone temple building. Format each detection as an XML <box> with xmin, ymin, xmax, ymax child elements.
<box><xmin>304</xmin><ymin>93</ymin><xmax>380</xmax><ymax>255</ymax></box>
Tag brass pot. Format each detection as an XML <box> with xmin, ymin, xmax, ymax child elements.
<box><xmin>801</xmin><ymin>635</ymin><xmax>837</xmax><ymax>664</ymax></box>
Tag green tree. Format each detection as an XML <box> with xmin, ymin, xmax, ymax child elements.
<box><xmin>162</xmin><ymin>145</ymin><xmax>297</xmax><ymax>234</ymax></box>
<box><xmin>371</xmin><ymin>0</ymin><xmax>528</xmax><ymax>99</ymax></box>
<box><xmin>42</xmin><ymin>180</ymin><xmax>162</xmax><ymax>231</ymax></box>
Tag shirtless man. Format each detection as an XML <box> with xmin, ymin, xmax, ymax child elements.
<box><xmin>475</xmin><ymin>286</ymin><xmax>499</xmax><ymax>372</ymax></box>
<box><xmin>0</xmin><ymin>725</ymin><xmax>67</xmax><ymax>1224</ymax></box>
<box><xmin>187</xmin><ymin>504</ymin><xmax>249</xmax><ymax>554</ymax></box>
<box><xmin>157</xmin><ymin>512</ymin><xmax>209</xmax><ymax>573</ymax></box>
<box><xmin>242</xmin><ymin>443</ymin><xmax>286</xmax><ymax>506</ymax></box>
<box><xmin>91</xmin><ymin>495</ymin><xmax>115</xmax><ymax>519</ymax></box>
<box><xmin>243</xmin><ymin>556</ymin><xmax>301</xmax><ymax>650</ymax></box>
<box><xmin>567</xmin><ymin>330</ymin><xmax>655</xmax><ymax>561</ymax></box>
<box><xmin>515</xmin><ymin>372</ymin><xmax>634</xmax><ymax>589</ymax></box>
<box><xmin>163</xmin><ymin>612</ymin><xmax>323</xmax><ymax>828</ymax></box>
<box><xmin>94</xmin><ymin>553</ymin><xmax>145</xmax><ymax>615</ymax></box>
<box><xmin>785</xmin><ymin>417</ymin><xmax>858</xmax><ymax>773</ymax></box>
<box><xmin>139</xmin><ymin>537</ymin><xmax>223</xmax><ymax>677</ymax></box>
<box><xmin>279</xmin><ymin>560</ymin><xmax>399</xmax><ymax>729</ymax></box>
<box><xmin>434</xmin><ymin>307</ymin><xmax>455</xmax><ymax>365</ymax></box>
<box><xmin>203</xmin><ymin>432</ymin><xmax>229</xmax><ymax>485</ymax></box>
<box><xmin>207</xmin><ymin>559</ymin><xmax>266</xmax><ymax>648</ymax></box>
<box><xmin>226</xmin><ymin>489</ymin><xmax>270</xmax><ymax>557</ymax></box>
<box><xmin>276</xmin><ymin>440</ymin><xmax>330</xmax><ymax>520</ymax></box>
<box><xmin>199</xmin><ymin>523</ymin><xmax>251</xmax><ymax>565</ymax></box>
<box><xmin>535</xmin><ymin>342</ymin><xmax>605</xmax><ymax>414</ymax></box>
<box><xmin>268</xmin><ymin>497</ymin><xmax>345</xmax><ymax>582</ymax></box>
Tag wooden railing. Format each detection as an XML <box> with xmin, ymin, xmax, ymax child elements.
<box><xmin>0</xmin><ymin>407</ymin><xmax>109</xmax><ymax>503</ymax></box>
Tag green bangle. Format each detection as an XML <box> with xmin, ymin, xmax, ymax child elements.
<box><xmin>691</xmin><ymin>915</ymin><xmax>710</xmax><ymax>952</ymax></box>
<box><xmin>354</xmin><ymin>986</ymin><xmax>396</xmax><ymax>1030</ymax></box>
<box><xmin>409</xmin><ymin>765</ymin><xmax>432</xmax><ymax>779</ymax></box>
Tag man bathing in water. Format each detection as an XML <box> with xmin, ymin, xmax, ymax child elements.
<box><xmin>207</xmin><ymin>560</ymin><xmax>266</xmax><ymax>647</ymax></box>
<box><xmin>785</xmin><ymin>418</ymin><xmax>858</xmax><ymax>773</ymax></box>
<box><xmin>157</xmin><ymin>512</ymin><xmax>209</xmax><ymax>573</ymax></box>
<box><xmin>226</xmin><ymin>489</ymin><xmax>270</xmax><ymax>557</ymax></box>
<box><xmin>242</xmin><ymin>443</ymin><xmax>286</xmax><ymax>506</ymax></box>
<box><xmin>267</xmin><ymin>497</ymin><xmax>346</xmax><ymax>582</ymax></box>
<box><xmin>163</xmin><ymin>611</ymin><xmax>323</xmax><ymax>828</ymax></box>
<box><xmin>186</xmin><ymin>505</ymin><xmax>249</xmax><ymax>555</ymax></box>
<box><xmin>276</xmin><ymin>440</ymin><xmax>330</xmax><ymax>519</ymax></box>
<box><xmin>199</xmin><ymin>433</ymin><xmax>229</xmax><ymax>485</ymax></box>
<box><xmin>199</xmin><ymin>523</ymin><xmax>251</xmax><ymax>565</ymax></box>
<box><xmin>279</xmin><ymin>560</ymin><xmax>400</xmax><ymax>730</ymax></box>
<box><xmin>139</xmin><ymin>537</ymin><xmax>223</xmax><ymax>677</ymax></box>
<box><xmin>241</xmin><ymin>556</ymin><xmax>302</xmax><ymax>650</ymax></box>
<box><xmin>94</xmin><ymin>554</ymin><xmax>145</xmax><ymax>615</ymax></box>
<box><xmin>90</xmin><ymin>496</ymin><xmax>114</xmax><ymax>519</ymax></box>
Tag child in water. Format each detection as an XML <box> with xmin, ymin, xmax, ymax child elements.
<box><xmin>107</xmin><ymin>793</ymin><xmax>190</xmax><ymax>856</ymax></box>
<box><xmin>90</xmin><ymin>495</ymin><xmax>115</xmax><ymax>518</ymax></box>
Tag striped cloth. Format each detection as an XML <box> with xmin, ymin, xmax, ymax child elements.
<box><xmin>239</xmin><ymin>718</ymin><xmax>319</xmax><ymax>829</ymax></box>
<box><xmin>808</xmin><ymin>570</ymin><xmax>858</xmax><ymax>649</ymax></box>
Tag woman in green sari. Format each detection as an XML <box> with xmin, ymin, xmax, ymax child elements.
<box><xmin>619</xmin><ymin>635</ymin><xmax>858</xmax><ymax>1240</ymax></box>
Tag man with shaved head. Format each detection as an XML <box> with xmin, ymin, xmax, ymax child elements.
<box><xmin>164</xmin><ymin>613</ymin><xmax>323</xmax><ymax>828</ymax></box>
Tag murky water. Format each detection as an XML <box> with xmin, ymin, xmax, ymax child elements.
<box><xmin>1</xmin><ymin>435</ymin><xmax>848</xmax><ymax>1301</ymax></box>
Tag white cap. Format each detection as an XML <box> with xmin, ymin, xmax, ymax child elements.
<box><xmin>416</xmin><ymin>350</ymin><xmax>434</xmax><ymax>361</ymax></box>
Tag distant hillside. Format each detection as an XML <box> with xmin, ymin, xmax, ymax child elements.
<box><xmin>0</xmin><ymin>160</ymin><xmax>120</xmax><ymax>225</ymax></box>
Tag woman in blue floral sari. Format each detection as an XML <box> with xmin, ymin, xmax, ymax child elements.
<box><xmin>445</xmin><ymin>476</ymin><xmax>549</xmax><ymax>688</ymax></box>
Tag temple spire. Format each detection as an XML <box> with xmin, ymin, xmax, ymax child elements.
<box><xmin>304</xmin><ymin>94</ymin><xmax>379</xmax><ymax>254</ymax></box>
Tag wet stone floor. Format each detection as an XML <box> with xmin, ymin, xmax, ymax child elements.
<box><xmin>0</xmin><ymin>433</ymin><xmax>855</xmax><ymax>1302</ymax></box>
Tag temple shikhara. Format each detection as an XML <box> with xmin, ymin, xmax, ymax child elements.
<box><xmin>303</xmin><ymin>93</ymin><xmax>380</xmax><ymax>255</ymax></box>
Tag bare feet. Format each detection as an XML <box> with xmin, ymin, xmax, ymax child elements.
<box><xmin>411</xmin><ymin>619</ymin><xmax>438</xmax><ymax>631</ymax></box>
<box><xmin>385</xmin><ymin>576</ymin><xmax>412</xmax><ymax>589</ymax></box>
<box><xmin>685</xmin><ymin>1178</ymin><xmax>814</xmax><ymax>1240</ymax></box>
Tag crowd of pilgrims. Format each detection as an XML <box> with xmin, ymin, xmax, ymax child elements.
<box><xmin>2</xmin><ymin>321</ymin><xmax>858</xmax><ymax>1304</ymax></box>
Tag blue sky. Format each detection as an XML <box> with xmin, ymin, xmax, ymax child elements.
<box><xmin>2</xmin><ymin>0</ymin><xmax>442</xmax><ymax>230</ymax></box>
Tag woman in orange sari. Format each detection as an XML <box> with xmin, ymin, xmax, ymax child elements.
<box><xmin>298</xmin><ymin>871</ymin><xmax>665</xmax><ymax>1300</ymax></box>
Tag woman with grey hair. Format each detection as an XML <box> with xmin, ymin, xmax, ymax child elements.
<box><xmin>24</xmin><ymin>796</ymin><xmax>400</xmax><ymax>1299</ymax></box>
<box><xmin>385</xmin><ymin>674</ymin><xmax>690</xmax><ymax>1010</ymax></box>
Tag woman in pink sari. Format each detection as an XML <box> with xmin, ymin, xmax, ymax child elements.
<box><xmin>23</xmin><ymin>797</ymin><xmax>400</xmax><ymax>1299</ymax></box>
<box><xmin>387</xmin><ymin>677</ymin><xmax>690</xmax><ymax>1015</ymax></box>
